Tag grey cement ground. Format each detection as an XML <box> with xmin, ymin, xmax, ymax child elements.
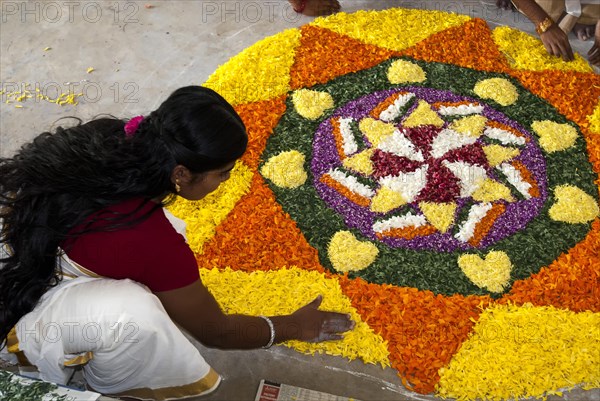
<box><xmin>1</xmin><ymin>1</ymin><xmax>599</xmax><ymax>400</ymax></box>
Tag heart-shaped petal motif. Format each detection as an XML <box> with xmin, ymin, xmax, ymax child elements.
<box><xmin>292</xmin><ymin>89</ymin><xmax>334</xmax><ymax>120</ymax></box>
<box><xmin>260</xmin><ymin>150</ymin><xmax>307</xmax><ymax>188</ymax></box>
<box><xmin>387</xmin><ymin>59</ymin><xmax>427</xmax><ymax>84</ymax></box>
<box><xmin>531</xmin><ymin>120</ymin><xmax>578</xmax><ymax>153</ymax></box>
<box><xmin>458</xmin><ymin>251</ymin><xmax>512</xmax><ymax>293</ymax></box>
<box><xmin>549</xmin><ymin>185</ymin><xmax>599</xmax><ymax>223</ymax></box>
<box><xmin>473</xmin><ymin>78</ymin><xmax>518</xmax><ymax>106</ymax></box>
<box><xmin>328</xmin><ymin>231</ymin><xmax>379</xmax><ymax>273</ymax></box>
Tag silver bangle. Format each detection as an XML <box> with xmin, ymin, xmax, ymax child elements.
<box><xmin>259</xmin><ymin>315</ymin><xmax>275</xmax><ymax>349</ymax></box>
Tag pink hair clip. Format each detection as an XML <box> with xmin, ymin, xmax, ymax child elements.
<box><xmin>124</xmin><ymin>115</ymin><xmax>144</xmax><ymax>137</ymax></box>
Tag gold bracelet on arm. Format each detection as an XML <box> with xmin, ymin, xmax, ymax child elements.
<box><xmin>536</xmin><ymin>17</ymin><xmax>554</xmax><ymax>35</ymax></box>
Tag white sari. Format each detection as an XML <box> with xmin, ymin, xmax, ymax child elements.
<box><xmin>6</xmin><ymin>209</ymin><xmax>221</xmax><ymax>400</ymax></box>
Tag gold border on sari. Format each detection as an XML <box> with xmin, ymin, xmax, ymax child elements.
<box><xmin>110</xmin><ymin>368</ymin><xmax>221</xmax><ymax>401</ymax></box>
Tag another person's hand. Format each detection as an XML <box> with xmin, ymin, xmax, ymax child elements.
<box><xmin>588</xmin><ymin>21</ymin><xmax>600</xmax><ymax>66</ymax></box>
<box><xmin>540</xmin><ymin>25</ymin><xmax>575</xmax><ymax>61</ymax></box>
<box><xmin>287</xmin><ymin>295</ymin><xmax>355</xmax><ymax>342</ymax></box>
<box><xmin>291</xmin><ymin>0</ymin><xmax>341</xmax><ymax>17</ymax></box>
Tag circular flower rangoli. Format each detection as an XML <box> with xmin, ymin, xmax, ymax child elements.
<box><xmin>169</xmin><ymin>8</ymin><xmax>600</xmax><ymax>400</ymax></box>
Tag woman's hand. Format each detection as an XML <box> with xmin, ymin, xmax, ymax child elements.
<box><xmin>157</xmin><ymin>281</ymin><xmax>355</xmax><ymax>349</ymax></box>
<box><xmin>277</xmin><ymin>295</ymin><xmax>355</xmax><ymax>343</ymax></box>
<box><xmin>540</xmin><ymin>25</ymin><xmax>574</xmax><ymax>62</ymax></box>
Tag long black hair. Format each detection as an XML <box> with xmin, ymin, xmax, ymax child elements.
<box><xmin>0</xmin><ymin>86</ymin><xmax>247</xmax><ymax>347</ymax></box>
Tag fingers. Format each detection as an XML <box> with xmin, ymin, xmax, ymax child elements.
<box><xmin>322</xmin><ymin>313</ymin><xmax>356</xmax><ymax>333</ymax></box>
<box><xmin>589</xmin><ymin>45</ymin><xmax>600</xmax><ymax>66</ymax></box>
<box><xmin>558</xmin><ymin>42</ymin><xmax>575</xmax><ymax>62</ymax></box>
<box><xmin>541</xmin><ymin>29</ymin><xmax>574</xmax><ymax>62</ymax></box>
<box><xmin>306</xmin><ymin>294</ymin><xmax>323</xmax><ymax>309</ymax></box>
<box><xmin>309</xmin><ymin>312</ymin><xmax>355</xmax><ymax>342</ymax></box>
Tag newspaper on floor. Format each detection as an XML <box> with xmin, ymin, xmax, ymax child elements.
<box><xmin>255</xmin><ymin>379</ymin><xmax>361</xmax><ymax>401</ymax></box>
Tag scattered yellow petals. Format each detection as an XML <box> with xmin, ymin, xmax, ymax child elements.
<box><xmin>458</xmin><ymin>251</ymin><xmax>512</xmax><ymax>293</ymax></box>
<box><xmin>43</xmin><ymin>47</ymin><xmax>51</xmax><ymax>51</ymax></box>
<box><xmin>402</xmin><ymin>100</ymin><xmax>444</xmax><ymax>128</ymax></box>
<box><xmin>483</xmin><ymin>144</ymin><xmax>520</xmax><ymax>167</ymax></box>
<box><xmin>0</xmin><ymin>85</ymin><xmax>81</xmax><ymax>107</ymax></box>
<box><xmin>387</xmin><ymin>59</ymin><xmax>427</xmax><ymax>84</ymax></box>
<box><xmin>449</xmin><ymin>115</ymin><xmax>488</xmax><ymax>138</ymax></box>
<box><xmin>531</xmin><ymin>120</ymin><xmax>578</xmax><ymax>153</ymax></box>
<box><xmin>292</xmin><ymin>89</ymin><xmax>334</xmax><ymax>120</ymax></box>
<box><xmin>437</xmin><ymin>303</ymin><xmax>600</xmax><ymax>400</ymax></box>
<box><xmin>260</xmin><ymin>150</ymin><xmax>308</xmax><ymax>189</ymax></box>
<box><xmin>167</xmin><ymin>160</ymin><xmax>253</xmax><ymax>253</ymax></box>
<box><xmin>200</xmin><ymin>267</ymin><xmax>390</xmax><ymax>366</ymax></box>
<box><xmin>419</xmin><ymin>202</ymin><xmax>457</xmax><ymax>233</ymax></box>
<box><xmin>204</xmin><ymin>28</ymin><xmax>301</xmax><ymax>105</ymax></box>
<box><xmin>342</xmin><ymin>149</ymin><xmax>375</xmax><ymax>176</ymax></box>
<box><xmin>358</xmin><ymin>118</ymin><xmax>395</xmax><ymax>147</ymax></box>
<box><xmin>492</xmin><ymin>26</ymin><xmax>593</xmax><ymax>73</ymax></box>
<box><xmin>474</xmin><ymin>78</ymin><xmax>518</xmax><ymax>106</ymax></box>
<box><xmin>549</xmin><ymin>185</ymin><xmax>599</xmax><ymax>224</ymax></box>
<box><xmin>86</xmin><ymin>67</ymin><xmax>95</xmax><ymax>73</ymax></box>
<box><xmin>328</xmin><ymin>231</ymin><xmax>379</xmax><ymax>273</ymax></box>
<box><xmin>371</xmin><ymin>186</ymin><xmax>406</xmax><ymax>213</ymax></box>
<box><xmin>472</xmin><ymin>179</ymin><xmax>514</xmax><ymax>202</ymax></box>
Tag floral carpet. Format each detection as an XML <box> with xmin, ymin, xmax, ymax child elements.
<box><xmin>168</xmin><ymin>8</ymin><xmax>600</xmax><ymax>401</ymax></box>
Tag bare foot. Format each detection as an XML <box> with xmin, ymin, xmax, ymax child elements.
<box><xmin>496</xmin><ymin>0</ymin><xmax>516</xmax><ymax>11</ymax></box>
<box><xmin>574</xmin><ymin>22</ymin><xmax>596</xmax><ymax>41</ymax></box>
<box><xmin>288</xmin><ymin>0</ymin><xmax>341</xmax><ymax>16</ymax></box>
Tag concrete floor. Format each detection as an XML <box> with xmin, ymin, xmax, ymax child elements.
<box><xmin>1</xmin><ymin>1</ymin><xmax>599</xmax><ymax>400</ymax></box>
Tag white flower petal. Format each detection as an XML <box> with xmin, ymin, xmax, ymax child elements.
<box><xmin>430</xmin><ymin>129</ymin><xmax>479</xmax><ymax>159</ymax></box>
<box><xmin>377</xmin><ymin>129</ymin><xmax>424</xmax><ymax>162</ymax></box>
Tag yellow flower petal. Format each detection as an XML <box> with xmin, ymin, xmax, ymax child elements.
<box><xmin>204</xmin><ymin>28</ymin><xmax>301</xmax><ymax>105</ymax></box>
<box><xmin>387</xmin><ymin>59</ymin><xmax>427</xmax><ymax>84</ymax></box>
<box><xmin>419</xmin><ymin>202</ymin><xmax>457</xmax><ymax>233</ymax></box>
<box><xmin>458</xmin><ymin>251</ymin><xmax>513</xmax><ymax>293</ymax></box>
<box><xmin>474</xmin><ymin>78</ymin><xmax>518</xmax><ymax>106</ymax></box>
<box><xmin>311</xmin><ymin>8</ymin><xmax>469</xmax><ymax>52</ymax></box>
<box><xmin>437</xmin><ymin>303</ymin><xmax>600</xmax><ymax>400</ymax></box>
<box><xmin>358</xmin><ymin>118</ymin><xmax>396</xmax><ymax>147</ymax></box>
<box><xmin>483</xmin><ymin>144</ymin><xmax>520</xmax><ymax>167</ymax></box>
<box><xmin>531</xmin><ymin>120</ymin><xmax>578</xmax><ymax>153</ymax></box>
<box><xmin>292</xmin><ymin>89</ymin><xmax>334</xmax><ymax>120</ymax></box>
<box><xmin>549</xmin><ymin>185</ymin><xmax>599</xmax><ymax>223</ymax></box>
<box><xmin>472</xmin><ymin>179</ymin><xmax>514</xmax><ymax>202</ymax></box>
<box><xmin>371</xmin><ymin>186</ymin><xmax>407</xmax><ymax>213</ymax></box>
<box><xmin>449</xmin><ymin>115</ymin><xmax>488</xmax><ymax>138</ymax></box>
<box><xmin>201</xmin><ymin>267</ymin><xmax>390</xmax><ymax>366</ymax></box>
<box><xmin>492</xmin><ymin>26</ymin><xmax>593</xmax><ymax>73</ymax></box>
<box><xmin>260</xmin><ymin>150</ymin><xmax>308</xmax><ymax>189</ymax></box>
<box><xmin>328</xmin><ymin>231</ymin><xmax>379</xmax><ymax>273</ymax></box>
<box><xmin>403</xmin><ymin>100</ymin><xmax>444</xmax><ymax>128</ymax></box>
<box><xmin>342</xmin><ymin>149</ymin><xmax>375</xmax><ymax>176</ymax></box>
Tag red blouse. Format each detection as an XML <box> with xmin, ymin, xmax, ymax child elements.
<box><xmin>62</xmin><ymin>198</ymin><xmax>200</xmax><ymax>292</ymax></box>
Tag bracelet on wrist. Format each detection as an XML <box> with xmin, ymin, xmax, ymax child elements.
<box><xmin>259</xmin><ymin>316</ymin><xmax>275</xmax><ymax>349</ymax></box>
<box><xmin>536</xmin><ymin>17</ymin><xmax>554</xmax><ymax>35</ymax></box>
